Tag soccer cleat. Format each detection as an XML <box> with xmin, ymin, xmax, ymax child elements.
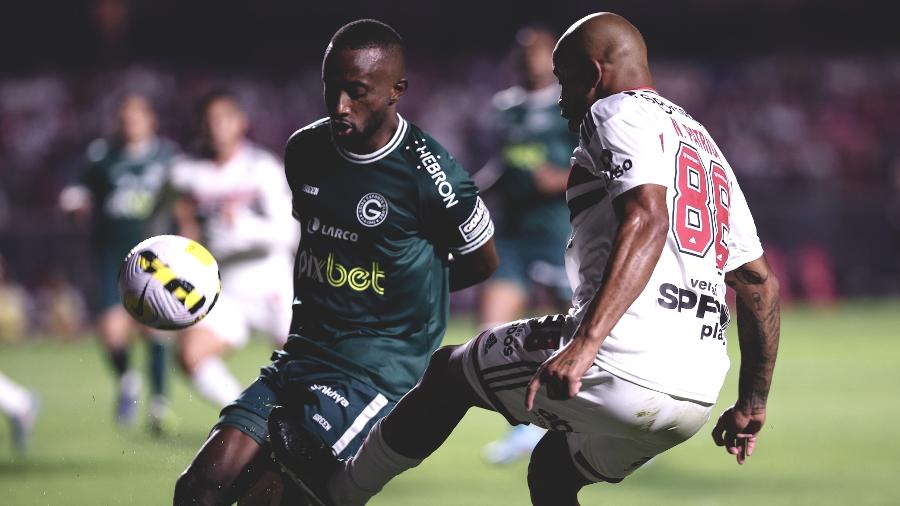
<box><xmin>268</xmin><ymin>405</ymin><xmax>339</xmax><ymax>506</ymax></box>
<box><xmin>482</xmin><ymin>424</ymin><xmax>546</xmax><ymax>465</ymax></box>
<box><xmin>116</xmin><ymin>370</ymin><xmax>141</xmax><ymax>427</ymax></box>
<box><xmin>10</xmin><ymin>393</ymin><xmax>40</xmax><ymax>454</ymax></box>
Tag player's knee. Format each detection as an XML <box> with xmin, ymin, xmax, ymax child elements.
<box><xmin>420</xmin><ymin>345</ymin><xmax>456</xmax><ymax>385</ymax></box>
<box><xmin>173</xmin><ymin>466</ymin><xmax>207</xmax><ymax>505</ymax></box>
<box><xmin>173</xmin><ymin>462</ymin><xmax>234</xmax><ymax>506</ymax></box>
<box><xmin>176</xmin><ymin>332</ymin><xmax>206</xmax><ymax>373</ymax></box>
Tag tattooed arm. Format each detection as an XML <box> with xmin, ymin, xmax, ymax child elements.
<box><xmin>711</xmin><ymin>254</ymin><xmax>780</xmax><ymax>464</ymax></box>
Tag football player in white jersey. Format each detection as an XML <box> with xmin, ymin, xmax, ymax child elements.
<box><xmin>268</xmin><ymin>13</ymin><xmax>781</xmax><ymax>506</ymax></box>
<box><xmin>169</xmin><ymin>90</ymin><xmax>299</xmax><ymax>408</ymax></box>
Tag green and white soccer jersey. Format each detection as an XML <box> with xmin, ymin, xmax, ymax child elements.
<box><xmin>80</xmin><ymin>137</ymin><xmax>177</xmax><ymax>250</ymax></box>
<box><xmin>76</xmin><ymin>137</ymin><xmax>177</xmax><ymax>308</ymax></box>
<box><xmin>283</xmin><ymin>115</ymin><xmax>493</xmax><ymax>400</ymax></box>
<box><xmin>492</xmin><ymin>84</ymin><xmax>575</xmax><ymax>237</ymax></box>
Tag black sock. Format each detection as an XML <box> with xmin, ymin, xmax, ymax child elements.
<box><xmin>109</xmin><ymin>348</ymin><xmax>129</xmax><ymax>377</ymax></box>
<box><xmin>148</xmin><ymin>340</ymin><xmax>167</xmax><ymax>397</ymax></box>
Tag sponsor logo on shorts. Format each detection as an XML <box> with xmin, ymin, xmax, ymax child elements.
<box><xmin>502</xmin><ymin>322</ymin><xmax>526</xmax><ymax>357</ymax></box>
<box><xmin>310</xmin><ymin>384</ymin><xmax>350</xmax><ymax>408</ymax></box>
<box><xmin>312</xmin><ymin>412</ymin><xmax>332</xmax><ymax>431</ymax></box>
<box><xmin>356</xmin><ymin>193</ymin><xmax>389</xmax><ymax>227</ymax></box>
<box><xmin>483</xmin><ymin>332</ymin><xmax>498</xmax><ymax>355</ymax></box>
<box><xmin>534</xmin><ymin>408</ymin><xmax>573</xmax><ymax>432</ymax></box>
<box><xmin>307</xmin><ymin>216</ymin><xmax>359</xmax><ymax>242</ymax></box>
<box><xmin>302</xmin><ymin>184</ymin><xmax>320</xmax><ymax>196</ymax></box>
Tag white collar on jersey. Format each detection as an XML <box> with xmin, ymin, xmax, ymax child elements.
<box><xmin>333</xmin><ymin>114</ymin><xmax>408</xmax><ymax>165</ymax></box>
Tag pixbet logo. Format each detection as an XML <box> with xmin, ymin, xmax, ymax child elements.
<box><xmin>296</xmin><ymin>249</ymin><xmax>385</xmax><ymax>295</ymax></box>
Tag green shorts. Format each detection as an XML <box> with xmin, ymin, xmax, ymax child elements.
<box><xmin>97</xmin><ymin>249</ymin><xmax>129</xmax><ymax>311</ymax></box>
<box><xmin>214</xmin><ymin>352</ymin><xmax>395</xmax><ymax>459</ymax></box>
<box><xmin>493</xmin><ymin>234</ymin><xmax>571</xmax><ymax>303</ymax></box>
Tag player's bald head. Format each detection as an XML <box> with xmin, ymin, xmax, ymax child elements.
<box><xmin>552</xmin><ymin>13</ymin><xmax>653</xmax><ymax>132</ymax></box>
<box><xmin>324</xmin><ymin>19</ymin><xmax>406</xmax><ymax>82</ymax></box>
<box><xmin>554</xmin><ymin>13</ymin><xmax>650</xmax><ymax>92</ymax></box>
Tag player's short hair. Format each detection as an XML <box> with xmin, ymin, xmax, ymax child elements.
<box><xmin>328</xmin><ymin>19</ymin><xmax>404</xmax><ymax>55</ymax></box>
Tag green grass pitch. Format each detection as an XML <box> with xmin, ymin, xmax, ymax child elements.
<box><xmin>2</xmin><ymin>302</ymin><xmax>899</xmax><ymax>505</ymax></box>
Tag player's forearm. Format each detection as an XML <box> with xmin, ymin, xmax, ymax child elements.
<box><xmin>726</xmin><ymin>258</ymin><xmax>780</xmax><ymax>412</ymax></box>
<box><xmin>575</xmin><ymin>188</ymin><xmax>668</xmax><ymax>346</ymax></box>
<box><xmin>449</xmin><ymin>240</ymin><xmax>499</xmax><ymax>292</ymax></box>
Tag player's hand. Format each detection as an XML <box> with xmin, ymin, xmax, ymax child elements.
<box><xmin>525</xmin><ymin>338</ymin><xmax>597</xmax><ymax>411</ymax></box>
<box><xmin>711</xmin><ymin>405</ymin><xmax>766</xmax><ymax>465</ymax></box>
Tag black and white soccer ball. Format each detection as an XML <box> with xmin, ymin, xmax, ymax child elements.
<box><xmin>117</xmin><ymin>235</ymin><xmax>221</xmax><ymax>330</ymax></box>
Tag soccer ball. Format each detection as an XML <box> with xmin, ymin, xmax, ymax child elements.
<box><xmin>118</xmin><ymin>235</ymin><xmax>221</xmax><ymax>330</ymax></box>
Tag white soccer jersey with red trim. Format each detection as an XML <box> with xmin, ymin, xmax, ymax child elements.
<box><xmin>564</xmin><ymin>89</ymin><xmax>763</xmax><ymax>403</ymax></box>
<box><xmin>170</xmin><ymin>142</ymin><xmax>299</xmax><ymax>262</ymax></box>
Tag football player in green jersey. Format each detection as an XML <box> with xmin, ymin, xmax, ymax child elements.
<box><xmin>174</xmin><ymin>19</ymin><xmax>498</xmax><ymax>505</ymax></box>
<box><xmin>60</xmin><ymin>93</ymin><xmax>177</xmax><ymax>432</ymax></box>
<box><xmin>478</xmin><ymin>26</ymin><xmax>578</xmax><ymax>466</ymax></box>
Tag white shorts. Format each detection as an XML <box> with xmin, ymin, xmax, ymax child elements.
<box><xmin>461</xmin><ymin>315</ymin><xmax>713</xmax><ymax>483</ymax></box>
<box><xmin>195</xmin><ymin>255</ymin><xmax>292</xmax><ymax>348</ymax></box>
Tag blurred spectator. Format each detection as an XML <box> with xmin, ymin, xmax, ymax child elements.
<box><xmin>33</xmin><ymin>268</ymin><xmax>87</xmax><ymax>339</ymax></box>
<box><xmin>0</xmin><ymin>254</ymin><xmax>32</xmax><ymax>343</ymax></box>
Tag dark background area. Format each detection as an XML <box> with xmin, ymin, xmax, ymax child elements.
<box><xmin>1</xmin><ymin>0</ymin><xmax>895</xmax><ymax>72</ymax></box>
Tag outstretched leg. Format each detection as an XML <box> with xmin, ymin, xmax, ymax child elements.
<box><xmin>381</xmin><ymin>344</ymin><xmax>484</xmax><ymax>456</ymax></box>
<box><xmin>325</xmin><ymin>345</ymin><xmax>486</xmax><ymax>505</ymax></box>
<box><xmin>269</xmin><ymin>344</ymin><xmax>487</xmax><ymax>505</ymax></box>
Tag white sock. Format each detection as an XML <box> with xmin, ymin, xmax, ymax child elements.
<box><xmin>119</xmin><ymin>369</ymin><xmax>142</xmax><ymax>398</ymax></box>
<box><xmin>328</xmin><ymin>420</ymin><xmax>423</xmax><ymax>506</ymax></box>
<box><xmin>191</xmin><ymin>357</ymin><xmax>241</xmax><ymax>408</ymax></box>
<box><xmin>0</xmin><ymin>372</ymin><xmax>31</xmax><ymax>418</ymax></box>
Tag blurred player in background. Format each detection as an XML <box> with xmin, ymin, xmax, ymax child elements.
<box><xmin>60</xmin><ymin>92</ymin><xmax>178</xmax><ymax>432</ymax></box>
<box><xmin>0</xmin><ymin>371</ymin><xmax>39</xmax><ymax>453</ymax></box>
<box><xmin>168</xmin><ymin>90</ymin><xmax>298</xmax><ymax>409</ymax></box>
<box><xmin>478</xmin><ymin>25</ymin><xmax>576</xmax><ymax>466</ymax></box>
<box><xmin>174</xmin><ymin>19</ymin><xmax>497</xmax><ymax>505</ymax></box>
<box><xmin>271</xmin><ymin>13</ymin><xmax>781</xmax><ymax>506</ymax></box>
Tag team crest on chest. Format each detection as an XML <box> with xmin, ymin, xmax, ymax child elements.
<box><xmin>356</xmin><ymin>192</ymin><xmax>389</xmax><ymax>227</ymax></box>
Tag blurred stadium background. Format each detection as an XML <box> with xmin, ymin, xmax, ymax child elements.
<box><xmin>1</xmin><ymin>0</ymin><xmax>899</xmax><ymax>504</ymax></box>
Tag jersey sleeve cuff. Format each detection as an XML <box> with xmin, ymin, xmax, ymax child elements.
<box><xmin>449</xmin><ymin>220</ymin><xmax>494</xmax><ymax>256</ymax></box>
<box><xmin>723</xmin><ymin>247</ymin><xmax>765</xmax><ymax>273</ymax></box>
